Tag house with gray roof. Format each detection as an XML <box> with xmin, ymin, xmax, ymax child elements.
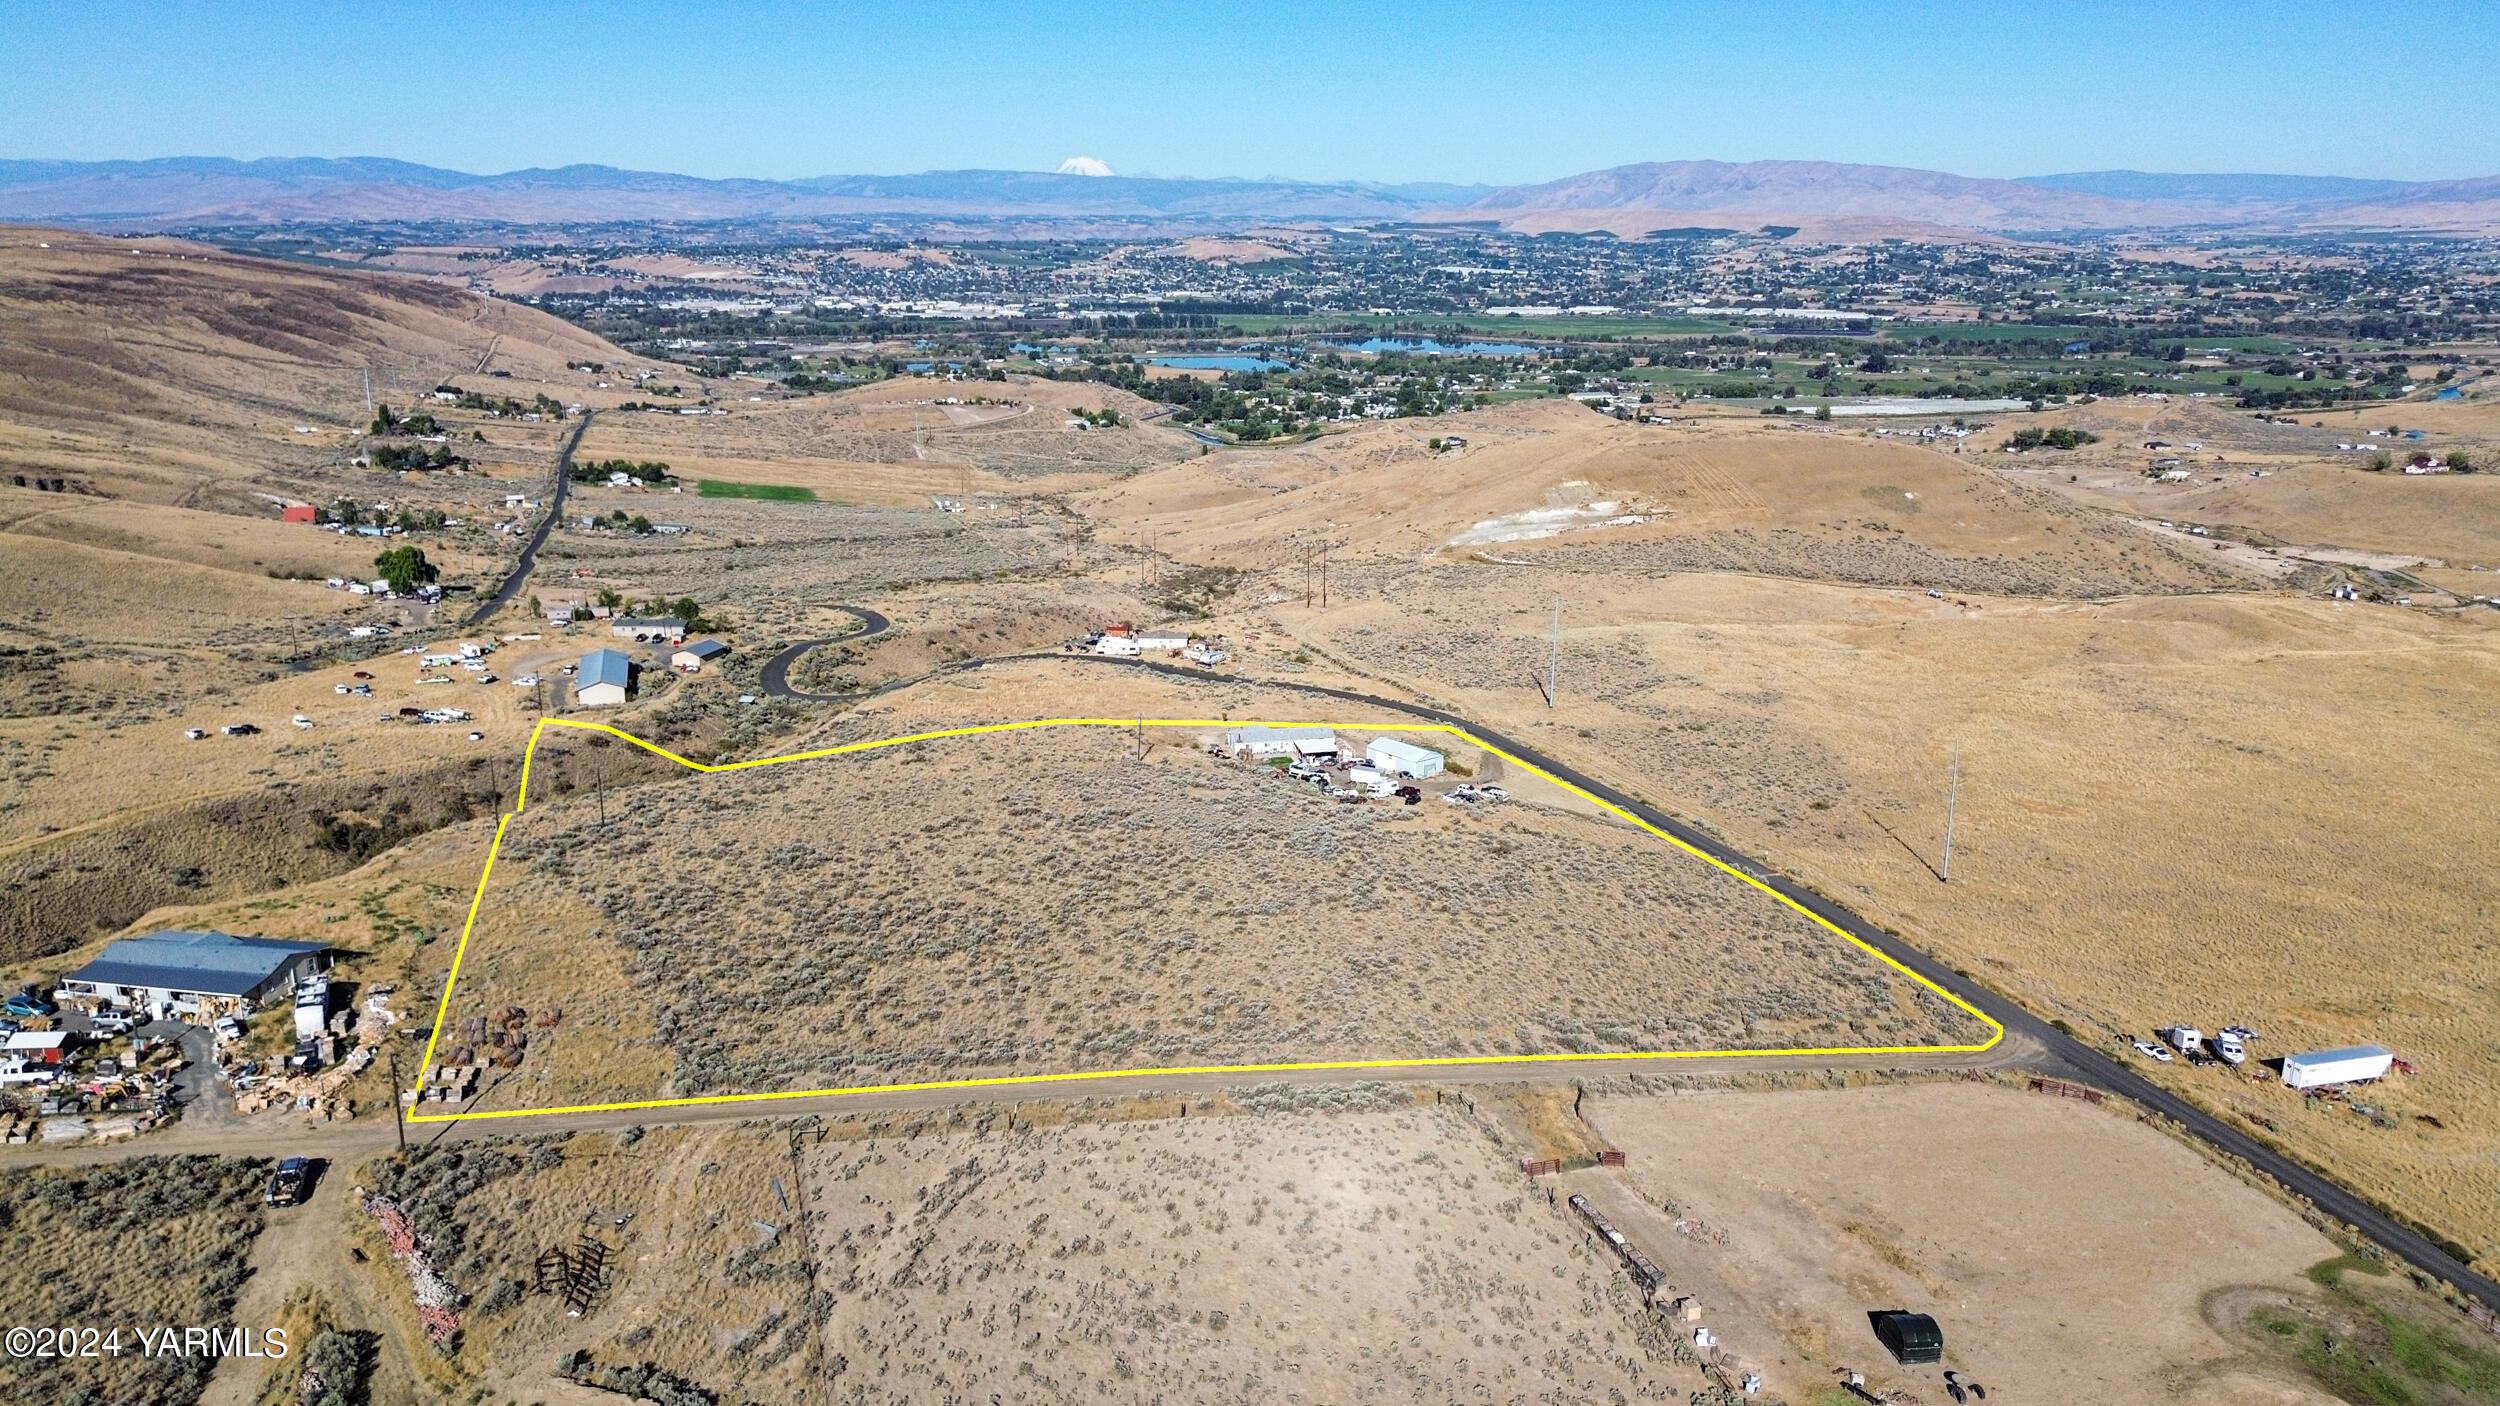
<box><xmin>60</xmin><ymin>930</ymin><xmax>330</xmax><ymax>1018</ymax></box>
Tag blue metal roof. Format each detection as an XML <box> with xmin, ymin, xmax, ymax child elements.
<box><xmin>578</xmin><ymin>648</ymin><xmax>634</xmax><ymax>691</ymax></box>
<box><xmin>680</xmin><ymin>638</ymin><xmax>729</xmax><ymax>659</ymax></box>
<box><xmin>66</xmin><ymin>930</ymin><xmax>327</xmax><ymax>997</ymax></box>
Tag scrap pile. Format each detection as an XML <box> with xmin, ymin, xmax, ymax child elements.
<box><xmin>232</xmin><ymin>1010</ymin><xmax>380</xmax><ymax>1119</ymax></box>
<box><xmin>363</xmin><ymin>1192</ymin><xmax>463</xmax><ymax>1342</ymax></box>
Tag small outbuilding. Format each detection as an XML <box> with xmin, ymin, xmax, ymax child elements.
<box><xmin>1365</xmin><ymin>737</ymin><xmax>1446</xmax><ymax>779</ymax></box>
<box><xmin>575</xmin><ymin>648</ymin><xmax>636</xmax><ymax>707</ymax></box>
<box><xmin>1225</xmin><ymin>725</ymin><xmax>1339</xmax><ymax>759</ymax></box>
<box><xmin>672</xmin><ymin>639</ymin><xmax>730</xmax><ymax>672</ymax></box>
<box><xmin>1870</xmin><ymin>1310</ymin><xmax>1944</xmax><ymax>1365</ymax></box>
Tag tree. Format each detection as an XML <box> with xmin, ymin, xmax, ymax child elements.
<box><xmin>1860</xmin><ymin>350</ymin><xmax>1892</xmax><ymax>373</ymax></box>
<box><xmin>372</xmin><ymin>545</ymin><xmax>435</xmax><ymax>594</ymax></box>
<box><xmin>368</xmin><ymin>404</ymin><xmax>399</xmax><ymax>436</ymax></box>
<box><xmin>2165</xmin><ymin>344</ymin><xmax>2187</xmax><ymax>362</ymax></box>
<box><xmin>2446</xmin><ymin>451</ymin><xmax>2475</xmax><ymax>473</ymax></box>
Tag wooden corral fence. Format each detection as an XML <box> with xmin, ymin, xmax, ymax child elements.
<box><xmin>2028</xmin><ymin>1077</ymin><xmax>2104</xmax><ymax>1104</ymax></box>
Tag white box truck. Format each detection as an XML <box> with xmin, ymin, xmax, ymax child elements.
<box><xmin>2281</xmin><ymin>1044</ymin><xmax>2393</xmax><ymax>1090</ymax></box>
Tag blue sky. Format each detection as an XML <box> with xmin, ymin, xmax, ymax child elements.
<box><xmin>6</xmin><ymin>0</ymin><xmax>2494</xmax><ymax>184</ymax></box>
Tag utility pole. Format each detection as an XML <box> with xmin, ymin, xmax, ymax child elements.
<box><xmin>388</xmin><ymin>1046</ymin><xmax>408</xmax><ymax>1152</ymax></box>
<box><xmin>1940</xmin><ymin>747</ymin><xmax>1961</xmax><ymax>882</ymax></box>
<box><xmin>1546</xmin><ymin>601</ymin><xmax>1562</xmax><ymax>707</ymax></box>
<box><xmin>1319</xmin><ymin>546</ymin><xmax>1329</xmax><ymax>609</ymax></box>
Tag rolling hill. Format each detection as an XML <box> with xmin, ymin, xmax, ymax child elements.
<box><xmin>0</xmin><ymin>158</ymin><xmax>1485</xmax><ymax>226</ymax></box>
<box><xmin>7</xmin><ymin>155</ymin><xmax>2497</xmax><ymax>235</ymax></box>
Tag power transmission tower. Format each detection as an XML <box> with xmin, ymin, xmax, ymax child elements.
<box><xmin>1940</xmin><ymin>747</ymin><xmax>1961</xmax><ymax>882</ymax></box>
<box><xmin>1545</xmin><ymin>601</ymin><xmax>1562</xmax><ymax>707</ymax></box>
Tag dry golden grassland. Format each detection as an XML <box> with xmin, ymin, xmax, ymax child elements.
<box><xmin>1056</xmin><ymin>393</ymin><xmax>2500</xmax><ymax>1277</ymax></box>
<box><xmin>1081</xmin><ymin>398</ymin><xmax>2247</xmax><ymax>597</ymax></box>
<box><xmin>573</xmin><ymin>373</ymin><xmax>1192</xmax><ymax>491</ymax></box>
<box><xmin>0</xmin><ymin>1156</ymin><xmax>268</xmax><ymax>1406</ymax></box>
<box><xmin>1587</xmin><ymin>1080</ymin><xmax>2353</xmax><ymax>1405</ymax></box>
<box><xmin>1284</xmin><ymin>561</ymin><xmax>2500</xmax><ymax>1274</ymax></box>
<box><xmin>447</xmin><ymin>721</ymin><xmax>1984</xmax><ymax>1110</ymax></box>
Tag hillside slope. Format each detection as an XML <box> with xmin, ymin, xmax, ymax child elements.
<box><xmin>1078</xmin><ymin>400</ymin><xmax>2243</xmax><ymax>598</ymax></box>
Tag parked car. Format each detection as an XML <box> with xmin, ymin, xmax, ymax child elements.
<box><xmin>87</xmin><ymin>1014</ymin><xmax>134</xmax><ymax>1037</ymax></box>
<box><xmin>2132</xmin><ymin>1038</ymin><xmax>2173</xmax><ymax>1063</ymax></box>
<box><xmin>212</xmin><ymin>1015</ymin><xmax>243</xmax><ymax>1043</ymax></box>
<box><xmin>265</xmin><ymin>1157</ymin><xmax>316</xmax><ymax>1207</ymax></box>
<box><xmin>2</xmin><ymin>992</ymin><xmax>57</xmax><ymax>1019</ymax></box>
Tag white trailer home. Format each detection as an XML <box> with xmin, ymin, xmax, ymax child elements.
<box><xmin>2281</xmin><ymin>1044</ymin><xmax>2394</xmax><ymax>1090</ymax></box>
<box><xmin>1224</xmin><ymin>725</ymin><xmax>1339</xmax><ymax>759</ymax></box>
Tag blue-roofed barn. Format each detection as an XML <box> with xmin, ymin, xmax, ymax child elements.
<box><xmin>60</xmin><ymin>930</ymin><xmax>330</xmax><ymax>1017</ymax></box>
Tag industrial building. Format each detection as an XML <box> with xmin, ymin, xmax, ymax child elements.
<box><xmin>575</xmin><ymin>648</ymin><xmax>635</xmax><ymax>707</ymax></box>
<box><xmin>1365</xmin><ymin>736</ymin><xmax>1446</xmax><ymax>778</ymax></box>
<box><xmin>59</xmin><ymin>930</ymin><xmax>330</xmax><ymax>1019</ymax></box>
<box><xmin>1224</xmin><ymin>724</ymin><xmax>1339</xmax><ymax>758</ymax></box>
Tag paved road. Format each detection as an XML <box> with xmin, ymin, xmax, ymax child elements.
<box><xmin>465</xmin><ymin>410</ymin><xmax>591</xmax><ymax>627</ymax></box>
<box><xmin>755</xmin><ymin>606</ymin><xmax>892</xmax><ymax>700</ymax></box>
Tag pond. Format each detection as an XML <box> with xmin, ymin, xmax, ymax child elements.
<box><xmin>1339</xmin><ymin>338</ymin><xmax>1543</xmax><ymax>357</ymax></box>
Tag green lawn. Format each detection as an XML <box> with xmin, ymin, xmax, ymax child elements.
<box><xmin>697</xmin><ymin>480</ymin><xmax>816</xmax><ymax>501</ymax></box>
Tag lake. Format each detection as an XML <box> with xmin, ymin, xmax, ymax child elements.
<box><xmin>1145</xmin><ymin>355</ymin><xmax>1288</xmax><ymax>372</ymax></box>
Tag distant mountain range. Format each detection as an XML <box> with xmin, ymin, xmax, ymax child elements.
<box><xmin>0</xmin><ymin>155</ymin><xmax>2494</xmax><ymax>236</ymax></box>
<box><xmin>1463</xmin><ymin>160</ymin><xmax>2500</xmax><ymax>238</ymax></box>
<box><xmin>0</xmin><ymin>157</ymin><xmax>1486</xmax><ymax>225</ymax></box>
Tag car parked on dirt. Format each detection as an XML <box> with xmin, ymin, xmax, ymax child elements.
<box><xmin>265</xmin><ymin>1157</ymin><xmax>317</xmax><ymax>1207</ymax></box>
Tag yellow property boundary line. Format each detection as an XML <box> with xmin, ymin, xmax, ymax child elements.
<box><xmin>409</xmin><ymin>716</ymin><xmax>2002</xmax><ymax>1123</ymax></box>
